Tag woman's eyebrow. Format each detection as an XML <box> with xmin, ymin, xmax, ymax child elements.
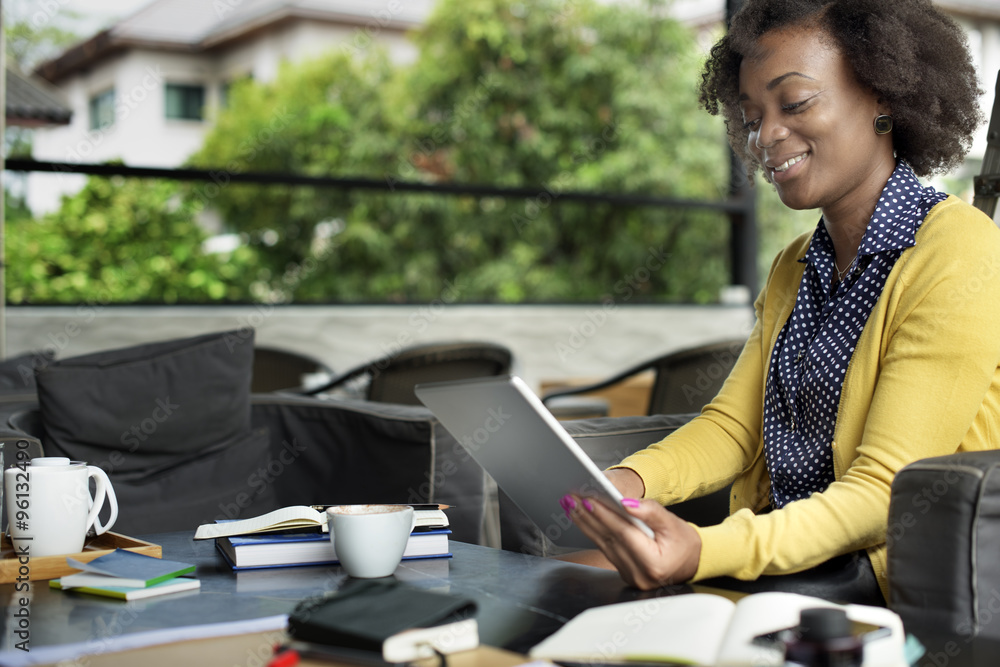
<box><xmin>739</xmin><ymin>71</ymin><xmax>817</xmax><ymax>101</ymax></box>
<box><xmin>766</xmin><ymin>71</ymin><xmax>815</xmax><ymax>90</ymax></box>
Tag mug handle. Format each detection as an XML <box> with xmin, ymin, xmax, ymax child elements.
<box><xmin>85</xmin><ymin>466</ymin><xmax>119</xmax><ymax>535</ymax></box>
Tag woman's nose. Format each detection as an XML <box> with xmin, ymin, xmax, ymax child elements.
<box><xmin>754</xmin><ymin>115</ymin><xmax>790</xmax><ymax>149</ymax></box>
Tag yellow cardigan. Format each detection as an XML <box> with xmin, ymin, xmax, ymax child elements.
<box><xmin>616</xmin><ymin>195</ymin><xmax>1000</xmax><ymax>600</ymax></box>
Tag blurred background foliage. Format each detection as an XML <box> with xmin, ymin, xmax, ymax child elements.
<box><xmin>7</xmin><ymin>174</ymin><xmax>262</xmax><ymax>303</ymax></box>
<box><xmin>7</xmin><ymin>0</ymin><xmax>815</xmax><ymax>305</ymax></box>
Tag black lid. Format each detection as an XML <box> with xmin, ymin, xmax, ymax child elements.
<box><xmin>799</xmin><ymin>607</ymin><xmax>852</xmax><ymax>641</ymax></box>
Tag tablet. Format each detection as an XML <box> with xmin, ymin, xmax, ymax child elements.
<box><xmin>414</xmin><ymin>375</ymin><xmax>654</xmax><ymax>548</ymax></box>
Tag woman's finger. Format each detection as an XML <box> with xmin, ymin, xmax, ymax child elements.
<box><xmin>564</xmin><ymin>494</ymin><xmax>701</xmax><ymax>589</ymax></box>
<box><xmin>565</xmin><ymin>495</ymin><xmax>663</xmax><ymax>586</ymax></box>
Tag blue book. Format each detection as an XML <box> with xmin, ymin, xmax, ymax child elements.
<box><xmin>217</xmin><ymin>529</ymin><xmax>452</xmax><ymax>570</ymax></box>
<box><xmin>62</xmin><ymin>549</ymin><xmax>196</xmax><ymax>588</ymax></box>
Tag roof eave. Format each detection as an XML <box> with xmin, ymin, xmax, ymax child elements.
<box><xmin>35</xmin><ymin>5</ymin><xmax>423</xmax><ymax>82</ymax></box>
<box><xmin>200</xmin><ymin>7</ymin><xmax>419</xmax><ymax>50</ymax></box>
<box><xmin>5</xmin><ymin>112</ymin><xmax>73</xmax><ymax>127</ymax></box>
<box><xmin>34</xmin><ymin>29</ymin><xmax>119</xmax><ymax>84</ymax></box>
<box><xmin>35</xmin><ymin>32</ymin><xmax>205</xmax><ymax>84</ymax></box>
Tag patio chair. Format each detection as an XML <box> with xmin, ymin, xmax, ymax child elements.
<box><xmin>541</xmin><ymin>338</ymin><xmax>747</xmax><ymax>417</ymax></box>
<box><xmin>5</xmin><ymin>330</ymin><xmax>493</xmax><ymax>542</ymax></box>
<box><xmin>300</xmin><ymin>341</ymin><xmax>514</xmax><ymax>406</ymax></box>
<box><xmin>252</xmin><ymin>345</ymin><xmax>333</xmax><ymax>393</ymax></box>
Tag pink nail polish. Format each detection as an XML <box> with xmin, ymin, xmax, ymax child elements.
<box><xmin>621</xmin><ymin>498</ymin><xmax>641</xmax><ymax>509</ymax></box>
<box><xmin>582</xmin><ymin>499</ymin><xmax>594</xmax><ymax>513</ymax></box>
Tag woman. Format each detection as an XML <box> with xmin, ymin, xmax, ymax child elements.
<box><xmin>562</xmin><ymin>0</ymin><xmax>1000</xmax><ymax>605</ymax></box>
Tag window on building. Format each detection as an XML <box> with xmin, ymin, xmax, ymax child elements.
<box><xmin>165</xmin><ymin>83</ymin><xmax>205</xmax><ymax>120</ymax></box>
<box><xmin>89</xmin><ymin>89</ymin><xmax>115</xmax><ymax>130</ymax></box>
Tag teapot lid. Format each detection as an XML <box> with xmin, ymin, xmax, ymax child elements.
<box><xmin>31</xmin><ymin>457</ymin><xmax>72</xmax><ymax>466</ymax></box>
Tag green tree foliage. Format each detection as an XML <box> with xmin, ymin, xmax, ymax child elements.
<box><xmin>189</xmin><ymin>0</ymin><xmax>732</xmax><ymax>304</ymax></box>
<box><xmin>6</xmin><ymin>176</ymin><xmax>261</xmax><ymax>304</ymax></box>
<box><xmin>186</xmin><ymin>52</ymin><xmax>399</xmax><ymax>290</ymax></box>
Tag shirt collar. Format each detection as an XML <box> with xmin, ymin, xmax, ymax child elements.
<box><xmin>801</xmin><ymin>161</ymin><xmax>939</xmax><ymax>267</ymax></box>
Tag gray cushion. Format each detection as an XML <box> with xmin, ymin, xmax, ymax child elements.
<box><xmin>35</xmin><ymin>329</ymin><xmax>254</xmax><ymax>473</ymax></box>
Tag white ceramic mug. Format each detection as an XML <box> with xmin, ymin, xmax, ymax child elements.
<box><xmin>4</xmin><ymin>457</ymin><xmax>119</xmax><ymax>557</ymax></box>
<box><xmin>327</xmin><ymin>504</ymin><xmax>415</xmax><ymax>578</ymax></box>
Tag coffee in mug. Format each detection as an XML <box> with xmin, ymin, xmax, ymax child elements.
<box><xmin>5</xmin><ymin>457</ymin><xmax>119</xmax><ymax>557</ymax></box>
<box><xmin>327</xmin><ymin>504</ymin><xmax>415</xmax><ymax>578</ymax></box>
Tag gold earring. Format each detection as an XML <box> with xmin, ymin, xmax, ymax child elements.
<box><xmin>874</xmin><ymin>115</ymin><xmax>893</xmax><ymax>135</ymax></box>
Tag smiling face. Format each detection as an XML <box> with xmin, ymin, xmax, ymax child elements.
<box><xmin>738</xmin><ymin>25</ymin><xmax>895</xmax><ymax>221</ymax></box>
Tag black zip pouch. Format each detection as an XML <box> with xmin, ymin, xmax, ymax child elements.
<box><xmin>287</xmin><ymin>578</ymin><xmax>479</xmax><ymax>663</ymax></box>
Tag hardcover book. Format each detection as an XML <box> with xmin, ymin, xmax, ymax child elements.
<box><xmin>217</xmin><ymin>528</ymin><xmax>451</xmax><ymax>570</ymax></box>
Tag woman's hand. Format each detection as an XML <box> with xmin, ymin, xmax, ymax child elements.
<box><xmin>561</xmin><ymin>494</ymin><xmax>702</xmax><ymax>590</ymax></box>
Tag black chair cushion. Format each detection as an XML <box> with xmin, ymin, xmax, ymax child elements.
<box><xmin>0</xmin><ymin>349</ymin><xmax>55</xmax><ymax>395</ymax></box>
<box><xmin>111</xmin><ymin>426</ymin><xmax>275</xmax><ymax>535</ymax></box>
<box><xmin>34</xmin><ymin>329</ymin><xmax>255</xmax><ymax>474</ymax></box>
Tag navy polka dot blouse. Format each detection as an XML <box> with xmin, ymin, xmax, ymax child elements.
<box><xmin>763</xmin><ymin>162</ymin><xmax>948</xmax><ymax>508</ymax></box>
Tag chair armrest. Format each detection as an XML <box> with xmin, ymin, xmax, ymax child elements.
<box><xmin>888</xmin><ymin>449</ymin><xmax>1000</xmax><ymax>640</ymax></box>
<box><xmin>293</xmin><ymin>363</ymin><xmax>371</xmax><ymax>396</ymax></box>
<box><xmin>540</xmin><ymin>362</ymin><xmax>654</xmax><ymax>407</ymax></box>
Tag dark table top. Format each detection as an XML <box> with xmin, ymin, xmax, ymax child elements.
<box><xmin>4</xmin><ymin>532</ymin><xmax>1000</xmax><ymax>666</ymax></box>
<box><xmin>0</xmin><ymin>533</ymin><xmax>692</xmax><ymax>661</ymax></box>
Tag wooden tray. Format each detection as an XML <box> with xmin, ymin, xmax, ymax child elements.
<box><xmin>0</xmin><ymin>532</ymin><xmax>162</xmax><ymax>583</ymax></box>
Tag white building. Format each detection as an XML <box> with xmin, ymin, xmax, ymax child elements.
<box><xmin>27</xmin><ymin>0</ymin><xmax>435</xmax><ymax>212</ymax></box>
<box><xmin>25</xmin><ymin>0</ymin><xmax>1000</xmax><ymax>213</ymax></box>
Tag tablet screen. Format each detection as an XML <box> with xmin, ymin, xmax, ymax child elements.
<box><xmin>415</xmin><ymin>375</ymin><xmax>654</xmax><ymax>548</ymax></box>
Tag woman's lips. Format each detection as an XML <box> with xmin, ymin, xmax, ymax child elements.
<box><xmin>770</xmin><ymin>152</ymin><xmax>808</xmax><ymax>183</ymax></box>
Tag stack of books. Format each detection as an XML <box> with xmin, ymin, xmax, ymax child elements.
<box><xmin>195</xmin><ymin>505</ymin><xmax>453</xmax><ymax>571</ymax></box>
<box><xmin>50</xmin><ymin>550</ymin><xmax>200</xmax><ymax>601</ymax></box>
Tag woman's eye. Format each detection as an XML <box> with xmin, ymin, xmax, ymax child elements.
<box><xmin>782</xmin><ymin>100</ymin><xmax>806</xmax><ymax>112</ymax></box>
<box><xmin>743</xmin><ymin>118</ymin><xmax>760</xmax><ymax>131</ymax></box>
